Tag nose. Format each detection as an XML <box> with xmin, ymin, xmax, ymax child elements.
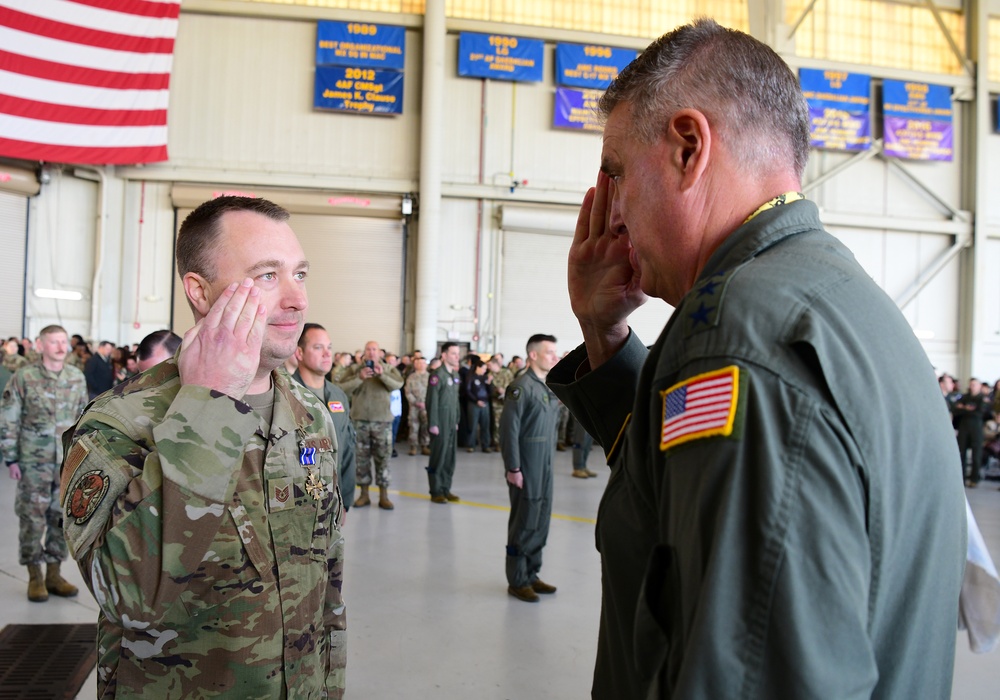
<box><xmin>279</xmin><ymin>273</ymin><xmax>308</xmax><ymax>312</ymax></box>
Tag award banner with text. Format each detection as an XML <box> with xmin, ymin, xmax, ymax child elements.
<box><xmin>882</xmin><ymin>79</ymin><xmax>953</xmax><ymax>161</ymax></box>
<box><xmin>555</xmin><ymin>44</ymin><xmax>636</xmax><ymax>89</ymax></box>
<box><xmin>553</xmin><ymin>87</ymin><xmax>603</xmax><ymax>132</ymax></box>
<box><xmin>458</xmin><ymin>32</ymin><xmax>544</xmax><ymax>82</ymax></box>
<box><xmin>799</xmin><ymin>68</ymin><xmax>871</xmax><ymax>151</ymax></box>
<box><xmin>316</xmin><ymin>21</ymin><xmax>405</xmax><ymax>70</ymax></box>
<box><xmin>314</xmin><ymin>66</ymin><xmax>403</xmax><ymax>115</ymax></box>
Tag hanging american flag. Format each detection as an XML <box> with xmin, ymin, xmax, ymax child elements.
<box><xmin>0</xmin><ymin>0</ymin><xmax>181</xmax><ymax>165</ymax></box>
<box><xmin>660</xmin><ymin>366</ymin><xmax>740</xmax><ymax>451</ymax></box>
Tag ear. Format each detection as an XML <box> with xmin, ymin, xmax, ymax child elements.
<box><xmin>666</xmin><ymin>108</ymin><xmax>711</xmax><ymax>191</ymax></box>
<box><xmin>182</xmin><ymin>272</ymin><xmax>213</xmax><ymax>319</ymax></box>
<box><xmin>295</xmin><ymin>346</ymin><xmax>304</xmax><ymax>362</ymax></box>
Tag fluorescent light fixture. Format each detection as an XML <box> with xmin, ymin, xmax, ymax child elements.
<box><xmin>35</xmin><ymin>288</ymin><xmax>83</xmax><ymax>301</ymax></box>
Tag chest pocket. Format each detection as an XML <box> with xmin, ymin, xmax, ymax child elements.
<box><xmin>264</xmin><ymin>446</ymin><xmax>338</xmax><ymax>564</ymax></box>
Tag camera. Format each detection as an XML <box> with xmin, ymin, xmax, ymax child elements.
<box><xmin>365</xmin><ymin>360</ymin><xmax>375</xmax><ymax>370</ymax></box>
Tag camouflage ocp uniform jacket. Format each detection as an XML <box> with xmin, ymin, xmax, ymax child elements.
<box><xmin>1</xmin><ymin>362</ymin><xmax>87</xmax><ymax>467</ymax></box>
<box><xmin>60</xmin><ymin>360</ymin><xmax>347</xmax><ymax>699</ymax></box>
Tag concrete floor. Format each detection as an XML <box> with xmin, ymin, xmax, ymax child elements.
<box><xmin>0</xmin><ymin>448</ymin><xmax>997</xmax><ymax>698</ymax></box>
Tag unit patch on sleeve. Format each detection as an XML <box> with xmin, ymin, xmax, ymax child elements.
<box><xmin>327</xmin><ymin>401</ymin><xmax>345</xmax><ymax>413</ymax></box>
<box><xmin>68</xmin><ymin>470</ymin><xmax>110</xmax><ymax>524</ymax></box>
<box><xmin>429</xmin><ymin>375</ymin><xmax>440</xmax><ymax>387</ymax></box>
<box><xmin>660</xmin><ymin>366</ymin><xmax>740</xmax><ymax>451</ymax></box>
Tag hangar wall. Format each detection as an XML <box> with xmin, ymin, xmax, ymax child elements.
<box><xmin>4</xmin><ymin>0</ymin><xmax>999</xmax><ymax>380</ymax></box>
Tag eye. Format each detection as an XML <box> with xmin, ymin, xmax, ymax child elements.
<box><xmin>294</xmin><ymin>270</ymin><xmax>308</xmax><ymax>281</ymax></box>
<box><xmin>259</xmin><ymin>272</ymin><xmax>276</xmax><ymax>281</ymax></box>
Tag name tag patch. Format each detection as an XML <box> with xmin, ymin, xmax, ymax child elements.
<box><xmin>328</xmin><ymin>401</ymin><xmax>345</xmax><ymax>413</ymax></box>
<box><xmin>660</xmin><ymin>366</ymin><xmax>739</xmax><ymax>451</ymax></box>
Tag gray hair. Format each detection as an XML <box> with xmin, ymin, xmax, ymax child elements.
<box><xmin>599</xmin><ymin>18</ymin><xmax>810</xmax><ymax>179</ymax></box>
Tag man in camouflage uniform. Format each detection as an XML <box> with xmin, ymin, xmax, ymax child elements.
<box><xmin>426</xmin><ymin>342</ymin><xmax>461</xmax><ymax>503</ymax></box>
<box><xmin>488</xmin><ymin>355</ymin><xmax>513</xmax><ymax>450</ymax></box>
<box><xmin>3</xmin><ymin>338</ymin><xmax>27</xmax><ymax>373</ymax></box>
<box><xmin>60</xmin><ymin>197</ymin><xmax>347</xmax><ymax>698</ymax></box>
<box><xmin>292</xmin><ymin>322</ymin><xmax>357</xmax><ymax>510</ymax></box>
<box><xmin>337</xmin><ymin>340</ymin><xmax>403</xmax><ymax>510</ymax></box>
<box><xmin>501</xmin><ymin>334</ymin><xmax>561</xmax><ymax>603</ymax></box>
<box><xmin>404</xmin><ymin>356</ymin><xmax>430</xmax><ymax>456</ymax></box>
<box><xmin>1</xmin><ymin>324</ymin><xmax>87</xmax><ymax>602</ymax></box>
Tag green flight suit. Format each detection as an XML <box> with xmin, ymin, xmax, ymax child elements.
<box><xmin>500</xmin><ymin>368</ymin><xmax>560</xmax><ymax>588</ymax></box>
<box><xmin>425</xmin><ymin>364</ymin><xmax>460</xmax><ymax>497</ymax></box>
<box><xmin>293</xmin><ymin>369</ymin><xmax>357</xmax><ymax>510</ymax></box>
<box><xmin>549</xmin><ymin>199</ymin><xmax>966</xmax><ymax>699</ymax></box>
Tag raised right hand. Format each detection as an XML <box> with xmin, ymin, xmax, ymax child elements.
<box><xmin>568</xmin><ymin>171</ymin><xmax>647</xmax><ymax>367</ymax></box>
<box><xmin>178</xmin><ymin>278</ymin><xmax>266</xmax><ymax>398</ymax></box>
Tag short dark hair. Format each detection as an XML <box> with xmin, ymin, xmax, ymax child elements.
<box><xmin>176</xmin><ymin>196</ymin><xmax>290</xmax><ymax>281</ymax></box>
<box><xmin>440</xmin><ymin>342</ymin><xmax>459</xmax><ymax>355</ymax></box>
<box><xmin>526</xmin><ymin>334</ymin><xmax>556</xmax><ymax>355</ymax></box>
<box><xmin>137</xmin><ymin>330</ymin><xmax>181</xmax><ymax>361</ymax></box>
<box><xmin>298</xmin><ymin>322</ymin><xmax>326</xmax><ymax>349</ymax></box>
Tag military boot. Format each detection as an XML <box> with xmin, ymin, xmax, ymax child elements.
<box><xmin>46</xmin><ymin>562</ymin><xmax>79</xmax><ymax>597</ymax></box>
<box><xmin>27</xmin><ymin>564</ymin><xmax>48</xmax><ymax>602</ymax></box>
<box><xmin>355</xmin><ymin>486</ymin><xmax>371</xmax><ymax>507</ymax></box>
<box><xmin>378</xmin><ymin>487</ymin><xmax>394</xmax><ymax>510</ymax></box>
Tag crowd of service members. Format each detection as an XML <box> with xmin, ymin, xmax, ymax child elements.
<box><xmin>940</xmin><ymin>373</ymin><xmax>1000</xmax><ymax>488</ymax></box>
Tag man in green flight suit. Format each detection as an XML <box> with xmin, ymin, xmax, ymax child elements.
<box><xmin>60</xmin><ymin>196</ymin><xmax>347</xmax><ymax>699</ymax></box>
<box><xmin>426</xmin><ymin>342</ymin><xmax>461</xmax><ymax>503</ymax></box>
<box><xmin>501</xmin><ymin>334</ymin><xmax>560</xmax><ymax>603</ymax></box>
<box><xmin>547</xmin><ymin>20</ymin><xmax>965</xmax><ymax>700</ymax></box>
<box><xmin>293</xmin><ymin>322</ymin><xmax>357</xmax><ymax>510</ymax></box>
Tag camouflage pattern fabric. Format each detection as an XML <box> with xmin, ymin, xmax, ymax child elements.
<box><xmin>60</xmin><ymin>360</ymin><xmax>347</xmax><ymax>699</ymax></box>
<box><xmin>1</xmin><ymin>362</ymin><xmax>87</xmax><ymax>565</ymax></box>
<box><xmin>2</xmin><ymin>352</ymin><xmax>28</xmax><ymax>374</ymax></box>
<box><xmin>353</xmin><ymin>419</ymin><xmax>392</xmax><ymax>488</ymax></box>
<box><xmin>490</xmin><ymin>367</ymin><xmax>514</xmax><ymax>447</ymax></box>
<box><xmin>404</xmin><ymin>372</ymin><xmax>429</xmax><ymax>448</ymax></box>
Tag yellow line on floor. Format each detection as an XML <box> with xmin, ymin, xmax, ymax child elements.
<box><xmin>389</xmin><ymin>489</ymin><xmax>597</xmax><ymax>524</ymax></box>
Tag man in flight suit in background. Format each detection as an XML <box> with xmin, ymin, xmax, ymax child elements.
<box><xmin>293</xmin><ymin>322</ymin><xmax>358</xmax><ymax>510</ymax></box>
<box><xmin>501</xmin><ymin>334</ymin><xmax>561</xmax><ymax>603</ymax></box>
<box><xmin>60</xmin><ymin>196</ymin><xmax>347</xmax><ymax>698</ymax></box>
<box><xmin>426</xmin><ymin>342</ymin><xmax>461</xmax><ymax>504</ymax></box>
<box><xmin>547</xmin><ymin>19</ymin><xmax>965</xmax><ymax>699</ymax></box>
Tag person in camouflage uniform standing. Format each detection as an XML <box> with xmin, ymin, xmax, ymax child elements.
<box><xmin>426</xmin><ymin>342</ymin><xmax>461</xmax><ymax>503</ymax></box>
<box><xmin>488</xmin><ymin>355</ymin><xmax>513</xmax><ymax>450</ymax></box>
<box><xmin>60</xmin><ymin>197</ymin><xmax>347</xmax><ymax>699</ymax></box>
<box><xmin>337</xmin><ymin>340</ymin><xmax>403</xmax><ymax>510</ymax></box>
<box><xmin>404</xmin><ymin>356</ymin><xmax>431</xmax><ymax>456</ymax></box>
<box><xmin>1</xmin><ymin>324</ymin><xmax>87</xmax><ymax>602</ymax></box>
<box><xmin>3</xmin><ymin>338</ymin><xmax>27</xmax><ymax>374</ymax></box>
<box><xmin>501</xmin><ymin>334</ymin><xmax>561</xmax><ymax>603</ymax></box>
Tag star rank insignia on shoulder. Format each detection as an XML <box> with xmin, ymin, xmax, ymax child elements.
<box><xmin>683</xmin><ymin>268</ymin><xmax>736</xmax><ymax>337</ymax></box>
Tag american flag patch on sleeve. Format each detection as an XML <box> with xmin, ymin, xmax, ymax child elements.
<box><xmin>660</xmin><ymin>366</ymin><xmax>740</xmax><ymax>451</ymax></box>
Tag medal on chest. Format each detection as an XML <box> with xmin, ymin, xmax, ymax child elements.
<box><xmin>297</xmin><ymin>431</ymin><xmax>332</xmax><ymax>501</ymax></box>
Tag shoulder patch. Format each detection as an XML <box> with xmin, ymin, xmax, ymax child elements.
<box><xmin>68</xmin><ymin>470</ymin><xmax>111</xmax><ymax>524</ymax></box>
<box><xmin>429</xmin><ymin>375</ymin><xmax>440</xmax><ymax>387</ymax></box>
<box><xmin>660</xmin><ymin>366</ymin><xmax>741</xmax><ymax>451</ymax></box>
<box><xmin>328</xmin><ymin>400</ymin><xmax>345</xmax><ymax>413</ymax></box>
<box><xmin>509</xmin><ymin>386</ymin><xmax>521</xmax><ymax>401</ymax></box>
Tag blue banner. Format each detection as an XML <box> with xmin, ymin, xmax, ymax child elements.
<box><xmin>882</xmin><ymin>79</ymin><xmax>953</xmax><ymax>161</ymax></box>
<box><xmin>458</xmin><ymin>32</ymin><xmax>544</xmax><ymax>82</ymax></box>
<box><xmin>555</xmin><ymin>44</ymin><xmax>636</xmax><ymax>89</ymax></box>
<box><xmin>314</xmin><ymin>66</ymin><xmax>403</xmax><ymax>115</ymax></box>
<box><xmin>799</xmin><ymin>68</ymin><xmax>871</xmax><ymax>152</ymax></box>
<box><xmin>553</xmin><ymin>87</ymin><xmax>603</xmax><ymax>132</ymax></box>
<box><xmin>316</xmin><ymin>21</ymin><xmax>405</xmax><ymax>70</ymax></box>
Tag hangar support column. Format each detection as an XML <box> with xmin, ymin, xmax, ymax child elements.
<box><xmin>413</xmin><ymin>0</ymin><xmax>446</xmax><ymax>356</ymax></box>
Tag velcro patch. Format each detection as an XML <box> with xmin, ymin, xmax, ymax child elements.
<box><xmin>68</xmin><ymin>470</ymin><xmax>110</xmax><ymax>524</ymax></box>
<box><xmin>269</xmin><ymin>477</ymin><xmax>295</xmax><ymax>511</ymax></box>
<box><xmin>660</xmin><ymin>366</ymin><xmax>740</xmax><ymax>451</ymax></box>
<box><xmin>508</xmin><ymin>387</ymin><xmax>521</xmax><ymax>401</ymax></box>
<box><xmin>429</xmin><ymin>375</ymin><xmax>440</xmax><ymax>387</ymax></box>
<box><xmin>327</xmin><ymin>401</ymin><xmax>345</xmax><ymax>413</ymax></box>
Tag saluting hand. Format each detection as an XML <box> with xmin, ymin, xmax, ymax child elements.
<box><xmin>178</xmin><ymin>278</ymin><xmax>266</xmax><ymax>398</ymax></box>
<box><xmin>568</xmin><ymin>171</ymin><xmax>647</xmax><ymax>367</ymax></box>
